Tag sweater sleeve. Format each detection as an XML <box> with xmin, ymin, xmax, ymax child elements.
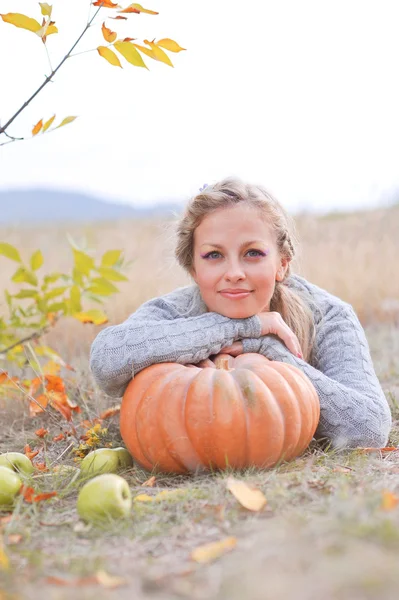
<box><xmin>90</xmin><ymin>291</ymin><xmax>262</xmax><ymax>398</ymax></box>
<box><xmin>242</xmin><ymin>303</ymin><xmax>392</xmax><ymax>449</ymax></box>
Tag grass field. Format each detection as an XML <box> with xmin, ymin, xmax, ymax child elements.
<box><xmin>0</xmin><ymin>205</ymin><xmax>399</xmax><ymax>599</ymax></box>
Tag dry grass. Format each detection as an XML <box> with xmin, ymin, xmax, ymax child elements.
<box><xmin>1</xmin><ymin>206</ymin><xmax>399</xmax><ymax>599</ymax></box>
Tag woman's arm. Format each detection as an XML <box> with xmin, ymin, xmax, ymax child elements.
<box><xmin>90</xmin><ymin>289</ymin><xmax>261</xmax><ymax>398</ymax></box>
<box><xmin>242</xmin><ymin>303</ymin><xmax>392</xmax><ymax>449</ymax></box>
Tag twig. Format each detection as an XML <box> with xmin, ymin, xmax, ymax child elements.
<box><xmin>0</xmin><ymin>4</ymin><xmax>104</xmax><ymax>136</ymax></box>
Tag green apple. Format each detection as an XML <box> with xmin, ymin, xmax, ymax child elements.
<box><xmin>0</xmin><ymin>452</ymin><xmax>34</xmax><ymax>476</ymax></box>
<box><xmin>0</xmin><ymin>466</ymin><xmax>22</xmax><ymax>508</ymax></box>
<box><xmin>80</xmin><ymin>448</ymin><xmax>133</xmax><ymax>478</ymax></box>
<box><xmin>113</xmin><ymin>447</ymin><xmax>134</xmax><ymax>469</ymax></box>
<box><xmin>77</xmin><ymin>473</ymin><xmax>132</xmax><ymax>525</ymax></box>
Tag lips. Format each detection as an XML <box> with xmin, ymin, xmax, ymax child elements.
<box><xmin>219</xmin><ymin>289</ymin><xmax>252</xmax><ymax>294</ymax></box>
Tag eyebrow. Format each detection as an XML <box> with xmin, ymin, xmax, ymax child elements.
<box><xmin>200</xmin><ymin>240</ymin><xmax>267</xmax><ymax>249</ymax></box>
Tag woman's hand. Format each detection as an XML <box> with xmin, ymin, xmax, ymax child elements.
<box><xmin>258</xmin><ymin>311</ymin><xmax>303</xmax><ymax>358</ymax></box>
<box><xmin>219</xmin><ymin>341</ymin><xmax>244</xmax><ymax>357</ymax></box>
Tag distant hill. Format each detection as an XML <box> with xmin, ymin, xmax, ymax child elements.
<box><xmin>0</xmin><ymin>189</ymin><xmax>183</xmax><ymax>225</ymax></box>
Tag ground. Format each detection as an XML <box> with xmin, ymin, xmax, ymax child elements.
<box><xmin>1</xmin><ymin>322</ymin><xmax>398</xmax><ymax>600</ymax></box>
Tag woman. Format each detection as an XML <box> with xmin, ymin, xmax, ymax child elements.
<box><xmin>90</xmin><ymin>177</ymin><xmax>392</xmax><ymax>449</ymax></box>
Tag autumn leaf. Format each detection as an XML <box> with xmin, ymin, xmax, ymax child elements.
<box><xmin>93</xmin><ymin>0</ymin><xmax>119</xmax><ymax>6</ymax></box>
<box><xmin>34</xmin><ymin>462</ymin><xmax>48</xmax><ymax>472</ymax></box>
<box><xmin>118</xmin><ymin>3</ymin><xmax>158</xmax><ymax>14</ymax></box>
<box><xmin>358</xmin><ymin>447</ymin><xmax>398</xmax><ymax>454</ymax></box>
<box><xmin>42</xmin><ymin>114</ymin><xmax>56</xmax><ymax>132</ymax></box>
<box><xmin>24</xmin><ymin>444</ymin><xmax>39</xmax><ymax>461</ymax></box>
<box><xmin>0</xmin><ymin>13</ymin><xmax>41</xmax><ymax>33</ymax></box>
<box><xmin>191</xmin><ymin>537</ymin><xmax>237</xmax><ymax>563</ymax></box>
<box><xmin>35</xmin><ymin>428</ymin><xmax>49</xmax><ymax>438</ymax></box>
<box><xmin>226</xmin><ymin>477</ymin><xmax>267</xmax><ymax>511</ymax></box>
<box><xmin>134</xmin><ymin>493</ymin><xmax>154</xmax><ymax>502</ymax></box>
<box><xmin>32</xmin><ymin>119</ymin><xmax>43</xmax><ymax>135</ymax></box>
<box><xmin>7</xmin><ymin>534</ymin><xmax>22</xmax><ymax>545</ymax></box>
<box><xmin>141</xmin><ymin>476</ymin><xmax>156</xmax><ymax>487</ymax></box>
<box><xmin>74</xmin><ymin>309</ymin><xmax>108</xmax><ymax>325</ymax></box>
<box><xmin>29</xmin><ymin>393</ymin><xmax>48</xmax><ymax>417</ymax></box>
<box><xmin>101</xmin><ymin>22</ymin><xmax>117</xmax><ymax>43</ymax></box>
<box><xmin>114</xmin><ymin>41</ymin><xmax>148</xmax><ymax>68</ymax></box>
<box><xmin>0</xmin><ymin>535</ymin><xmax>10</xmax><ymax>571</ymax></box>
<box><xmin>143</xmin><ymin>39</ymin><xmax>173</xmax><ymax>67</ymax></box>
<box><xmin>156</xmin><ymin>38</ymin><xmax>186</xmax><ymax>53</ymax></box>
<box><xmin>39</xmin><ymin>3</ymin><xmax>52</xmax><ymax>17</ymax></box>
<box><xmin>53</xmin><ymin>433</ymin><xmax>66</xmax><ymax>442</ymax></box>
<box><xmin>32</xmin><ymin>491</ymin><xmax>57</xmax><ymax>503</ymax></box>
<box><xmin>97</xmin><ymin>46</ymin><xmax>122</xmax><ymax>67</ymax></box>
<box><xmin>99</xmin><ymin>405</ymin><xmax>121</xmax><ymax>420</ymax></box>
<box><xmin>381</xmin><ymin>490</ymin><xmax>399</xmax><ymax>511</ymax></box>
<box><xmin>95</xmin><ymin>570</ymin><xmax>127</xmax><ymax>589</ymax></box>
<box><xmin>109</xmin><ymin>15</ymin><xmax>127</xmax><ymax>19</ymax></box>
<box><xmin>20</xmin><ymin>485</ymin><xmax>35</xmax><ymax>503</ymax></box>
<box><xmin>55</xmin><ymin>116</ymin><xmax>77</xmax><ymax>129</ymax></box>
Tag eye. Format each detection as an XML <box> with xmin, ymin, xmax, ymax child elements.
<box><xmin>202</xmin><ymin>251</ymin><xmax>221</xmax><ymax>259</ymax></box>
<box><xmin>246</xmin><ymin>249</ymin><xmax>266</xmax><ymax>257</ymax></box>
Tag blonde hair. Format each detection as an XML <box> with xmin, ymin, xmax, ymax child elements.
<box><xmin>174</xmin><ymin>177</ymin><xmax>316</xmax><ymax>363</ymax></box>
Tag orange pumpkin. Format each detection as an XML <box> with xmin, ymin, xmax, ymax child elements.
<box><xmin>120</xmin><ymin>353</ymin><xmax>320</xmax><ymax>474</ymax></box>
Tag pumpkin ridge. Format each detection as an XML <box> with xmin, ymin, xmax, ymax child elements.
<box><xmin>136</xmin><ymin>368</ymin><xmax>186</xmax><ymax>472</ymax></box>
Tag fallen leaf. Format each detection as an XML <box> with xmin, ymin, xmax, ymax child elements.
<box><xmin>35</xmin><ymin>428</ymin><xmax>49</xmax><ymax>438</ymax></box>
<box><xmin>358</xmin><ymin>447</ymin><xmax>398</xmax><ymax>454</ymax></box>
<box><xmin>155</xmin><ymin>489</ymin><xmax>186</xmax><ymax>501</ymax></box>
<box><xmin>33</xmin><ymin>491</ymin><xmax>57</xmax><ymax>503</ymax></box>
<box><xmin>133</xmin><ymin>493</ymin><xmax>154</xmax><ymax>502</ymax></box>
<box><xmin>24</xmin><ymin>444</ymin><xmax>39</xmax><ymax>460</ymax></box>
<box><xmin>0</xmin><ymin>535</ymin><xmax>9</xmax><ymax>570</ymax></box>
<box><xmin>99</xmin><ymin>405</ymin><xmax>121</xmax><ymax>420</ymax></box>
<box><xmin>226</xmin><ymin>477</ymin><xmax>267</xmax><ymax>511</ymax></box>
<box><xmin>191</xmin><ymin>536</ymin><xmax>237</xmax><ymax>563</ymax></box>
<box><xmin>141</xmin><ymin>476</ymin><xmax>156</xmax><ymax>487</ymax></box>
<box><xmin>95</xmin><ymin>570</ymin><xmax>127</xmax><ymax>589</ymax></box>
<box><xmin>332</xmin><ymin>466</ymin><xmax>353</xmax><ymax>473</ymax></box>
<box><xmin>20</xmin><ymin>485</ymin><xmax>35</xmax><ymax>503</ymax></box>
<box><xmin>7</xmin><ymin>534</ymin><xmax>22</xmax><ymax>545</ymax></box>
<box><xmin>53</xmin><ymin>433</ymin><xmax>66</xmax><ymax>442</ymax></box>
<box><xmin>34</xmin><ymin>462</ymin><xmax>49</xmax><ymax>472</ymax></box>
<box><xmin>381</xmin><ymin>490</ymin><xmax>399</xmax><ymax>511</ymax></box>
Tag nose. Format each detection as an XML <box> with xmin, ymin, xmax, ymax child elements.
<box><xmin>224</xmin><ymin>259</ymin><xmax>246</xmax><ymax>282</ymax></box>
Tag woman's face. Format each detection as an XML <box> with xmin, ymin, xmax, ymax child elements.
<box><xmin>190</xmin><ymin>204</ymin><xmax>289</xmax><ymax>318</ymax></box>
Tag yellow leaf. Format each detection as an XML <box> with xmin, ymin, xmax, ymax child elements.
<box><xmin>42</xmin><ymin>360</ymin><xmax>61</xmax><ymax>376</ymax></box>
<box><xmin>381</xmin><ymin>490</ymin><xmax>399</xmax><ymax>511</ymax></box>
<box><xmin>30</xmin><ymin>249</ymin><xmax>44</xmax><ymax>271</ymax></box>
<box><xmin>143</xmin><ymin>40</ymin><xmax>173</xmax><ymax>67</ymax></box>
<box><xmin>132</xmin><ymin>43</ymin><xmax>155</xmax><ymax>59</ymax></box>
<box><xmin>73</xmin><ymin>310</ymin><xmax>108</xmax><ymax>325</ymax></box>
<box><xmin>156</xmin><ymin>38</ymin><xmax>186</xmax><ymax>53</ymax></box>
<box><xmin>42</xmin><ymin>114</ymin><xmax>56</xmax><ymax>132</ymax></box>
<box><xmin>154</xmin><ymin>489</ymin><xmax>186</xmax><ymax>501</ymax></box>
<box><xmin>97</xmin><ymin>46</ymin><xmax>122</xmax><ymax>68</ymax></box>
<box><xmin>191</xmin><ymin>536</ymin><xmax>237</xmax><ymax>564</ymax></box>
<box><xmin>118</xmin><ymin>3</ymin><xmax>158</xmax><ymax>15</ymax></box>
<box><xmin>101</xmin><ymin>249</ymin><xmax>122</xmax><ymax>267</ymax></box>
<box><xmin>134</xmin><ymin>494</ymin><xmax>154</xmax><ymax>502</ymax></box>
<box><xmin>95</xmin><ymin>267</ymin><xmax>128</xmax><ymax>281</ymax></box>
<box><xmin>0</xmin><ymin>13</ymin><xmax>41</xmax><ymax>33</ymax></box>
<box><xmin>95</xmin><ymin>570</ymin><xmax>126</xmax><ymax>589</ymax></box>
<box><xmin>0</xmin><ymin>242</ymin><xmax>22</xmax><ymax>262</ymax></box>
<box><xmin>55</xmin><ymin>116</ymin><xmax>77</xmax><ymax>129</ymax></box>
<box><xmin>226</xmin><ymin>477</ymin><xmax>267</xmax><ymax>512</ymax></box>
<box><xmin>32</xmin><ymin>119</ymin><xmax>43</xmax><ymax>136</ymax></box>
<box><xmin>0</xmin><ymin>534</ymin><xmax>10</xmax><ymax>570</ymax></box>
<box><xmin>101</xmin><ymin>22</ymin><xmax>117</xmax><ymax>43</ymax></box>
<box><xmin>39</xmin><ymin>3</ymin><xmax>52</xmax><ymax>17</ymax></box>
<box><xmin>114</xmin><ymin>41</ymin><xmax>148</xmax><ymax>69</ymax></box>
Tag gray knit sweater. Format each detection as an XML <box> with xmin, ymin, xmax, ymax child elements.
<box><xmin>90</xmin><ymin>274</ymin><xmax>392</xmax><ymax>449</ymax></box>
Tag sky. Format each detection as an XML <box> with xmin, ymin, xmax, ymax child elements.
<box><xmin>1</xmin><ymin>0</ymin><xmax>399</xmax><ymax>214</ymax></box>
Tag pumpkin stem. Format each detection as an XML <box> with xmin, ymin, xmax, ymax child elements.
<box><xmin>217</xmin><ymin>357</ymin><xmax>231</xmax><ymax>371</ymax></box>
